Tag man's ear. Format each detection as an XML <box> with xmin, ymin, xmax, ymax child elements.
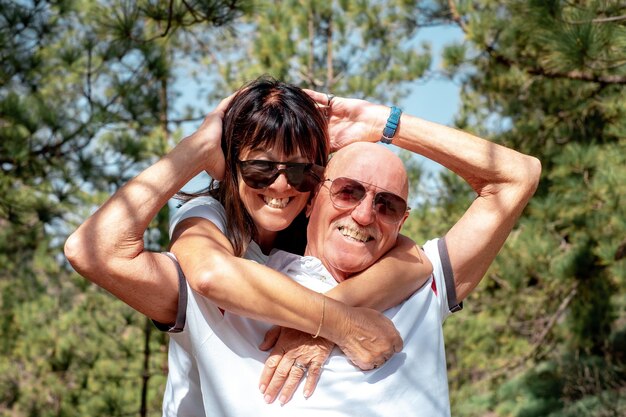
<box><xmin>396</xmin><ymin>211</ymin><xmax>409</xmax><ymax>233</ymax></box>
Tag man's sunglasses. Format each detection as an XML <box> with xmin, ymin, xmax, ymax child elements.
<box><xmin>238</xmin><ymin>160</ymin><xmax>325</xmax><ymax>192</ymax></box>
<box><xmin>326</xmin><ymin>177</ymin><xmax>409</xmax><ymax>224</ymax></box>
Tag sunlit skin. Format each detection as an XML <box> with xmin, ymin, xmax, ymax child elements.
<box><xmin>238</xmin><ymin>147</ymin><xmax>313</xmax><ymax>253</ymax></box>
<box><xmin>305</xmin><ymin>143</ymin><xmax>410</xmax><ymax>281</ymax></box>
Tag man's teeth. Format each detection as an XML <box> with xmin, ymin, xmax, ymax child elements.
<box><xmin>263</xmin><ymin>196</ymin><xmax>290</xmax><ymax>208</ymax></box>
<box><xmin>338</xmin><ymin>226</ymin><xmax>372</xmax><ymax>242</ymax></box>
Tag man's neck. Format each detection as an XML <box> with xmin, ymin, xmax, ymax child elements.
<box><xmin>304</xmin><ymin>246</ymin><xmax>351</xmax><ymax>283</ymax></box>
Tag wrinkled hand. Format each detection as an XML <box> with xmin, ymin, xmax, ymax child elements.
<box><xmin>304</xmin><ymin>89</ymin><xmax>388</xmax><ymax>152</ymax></box>
<box><xmin>337</xmin><ymin>306</ymin><xmax>403</xmax><ymax>370</ymax></box>
<box><xmin>258</xmin><ymin>326</ymin><xmax>334</xmax><ymax>405</ymax></box>
<box><xmin>185</xmin><ymin>93</ymin><xmax>235</xmax><ymax>181</ymax></box>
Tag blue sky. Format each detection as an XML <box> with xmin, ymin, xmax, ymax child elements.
<box><xmin>402</xmin><ymin>25</ymin><xmax>463</xmax><ymax>125</ymax></box>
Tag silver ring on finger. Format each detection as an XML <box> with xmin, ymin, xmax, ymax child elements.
<box><xmin>325</xmin><ymin>93</ymin><xmax>335</xmax><ymax>107</ymax></box>
<box><xmin>293</xmin><ymin>362</ymin><xmax>308</xmax><ymax>372</ymax></box>
<box><xmin>324</xmin><ymin>93</ymin><xmax>334</xmax><ymax>119</ymax></box>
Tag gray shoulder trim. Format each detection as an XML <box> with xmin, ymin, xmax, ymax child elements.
<box><xmin>152</xmin><ymin>252</ymin><xmax>187</xmax><ymax>333</ymax></box>
<box><xmin>437</xmin><ymin>237</ymin><xmax>463</xmax><ymax>313</ymax></box>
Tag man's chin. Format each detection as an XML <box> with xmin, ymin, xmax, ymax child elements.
<box><xmin>327</xmin><ymin>256</ymin><xmax>374</xmax><ymax>278</ymax></box>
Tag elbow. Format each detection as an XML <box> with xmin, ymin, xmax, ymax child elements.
<box><xmin>64</xmin><ymin>230</ymin><xmax>89</xmax><ymax>273</ymax></box>
<box><xmin>65</xmin><ymin>227</ymin><xmax>113</xmax><ymax>280</ymax></box>
<box><xmin>508</xmin><ymin>154</ymin><xmax>541</xmax><ymax>201</ymax></box>
<box><xmin>186</xmin><ymin>252</ymin><xmax>231</xmax><ymax>299</ymax></box>
<box><xmin>190</xmin><ymin>268</ymin><xmax>220</xmax><ymax>296</ymax></box>
<box><xmin>523</xmin><ymin>155</ymin><xmax>542</xmax><ymax>197</ymax></box>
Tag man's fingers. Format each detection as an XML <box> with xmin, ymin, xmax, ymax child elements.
<box><xmin>302</xmin><ymin>88</ymin><xmax>326</xmax><ymax>105</ymax></box>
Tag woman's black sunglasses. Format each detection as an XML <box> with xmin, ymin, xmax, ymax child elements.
<box><xmin>238</xmin><ymin>160</ymin><xmax>325</xmax><ymax>192</ymax></box>
<box><xmin>325</xmin><ymin>177</ymin><xmax>409</xmax><ymax>224</ymax></box>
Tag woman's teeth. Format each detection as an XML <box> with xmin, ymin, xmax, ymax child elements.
<box><xmin>263</xmin><ymin>196</ymin><xmax>290</xmax><ymax>208</ymax></box>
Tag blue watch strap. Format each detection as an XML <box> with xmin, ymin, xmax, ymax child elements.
<box><xmin>380</xmin><ymin>106</ymin><xmax>402</xmax><ymax>144</ymax></box>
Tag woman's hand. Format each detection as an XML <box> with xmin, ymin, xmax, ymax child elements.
<box><xmin>184</xmin><ymin>93</ymin><xmax>234</xmax><ymax>181</ymax></box>
<box><xmin>304</xmin><ymin>89</ymin><xmax>389</xmax><ymax>152</ymax></box>
<box><xmin>336</xmin><ymin>306</ymin><xmax>403</xmax><ymax>370</ymax></box>
<box><xmin>258</xmin><ymin>326</ymin><xmax>334</xmax><ymax>405</ymax></box>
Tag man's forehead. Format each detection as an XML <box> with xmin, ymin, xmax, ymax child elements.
<box><xmin>331</xmin><ymin>163</ymin><xmax>376</xmax><ymax>184</ymax></box>
<box><xmin>327</xmin><ymin>148</ymin><xmax>407</xmax><ymax>196</ymax></box>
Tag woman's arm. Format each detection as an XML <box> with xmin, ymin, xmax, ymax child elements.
<box><xmin>64</xmin><ymin>100</ymin><xmax>229</xmax><ymax>324</ymax></box>
<box><xmin>258</xmin><ymin>235</ymin><xmax>431</xmax><ymax>405</ymax></box>
<box><xmin>170</xmin><ymin>217</ymin><xmax>402</xmax><ymax>370</ymax></box>
<box><xmin>326</xmin><ymin>234</ymin><xmax>432</xmax><ymax>310</ymax></box>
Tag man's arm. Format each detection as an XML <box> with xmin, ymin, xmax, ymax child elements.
<box><xmin>390</xmin><ymin>115</ymin><xmax>541</xmax><ymax>301</ymax></box>
<box><xmin>306</xmin><ymin>89</ymin><xmax>541</xmax><ymax>302</ymax></box>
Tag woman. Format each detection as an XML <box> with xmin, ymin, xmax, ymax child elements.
<box><xmin>65</xmin><ymin>77</ymin><xmax>431</xmax><ymax>408</ymax></box>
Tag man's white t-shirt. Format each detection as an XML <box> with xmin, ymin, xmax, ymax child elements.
<box><xmin>161</xmin><ymin>196</ymin><xmax>459</xmax><ymax>416</ymax></box>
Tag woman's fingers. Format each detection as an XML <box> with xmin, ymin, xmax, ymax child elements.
<box><xmin>258</xmin><ymin>327</ymin><xmax>334</xmax><ymax>404</ymax></box>
<box><xmin>275</xmin><ymin>360</ymin><xmax>309</xmax><ymax>405</ymax></box>
<box><xmin>303</xmin><ymin>360</ymin><xmax>323</xmax><ymax>399</ymax></box>
<box><xmin>258</xmin><ymin>348</ymin><xmax>283</xmax><ymax>396</ymax></box>
<box><xmin>263</xmin><ymin>357</ymin><xmax>324</xmax><ymax>405</ymax></box>
<box><xmin>262</xmin><ymin>354</ymin><xmax>299</xmax><ymax>404</ymax></box>
<box><xmin>259</xmin><ymin>325</ymin><xmax>281</xmax><ymax>351</ymax></box>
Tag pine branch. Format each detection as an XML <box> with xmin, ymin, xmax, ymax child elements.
<box><xmin>523</xmin><ymin>66</ymin><xmax>626</xmax><ymax>85</ymax></box>
<box><xmin>447</xmin><ymin>0</ymin><xmax>468</xmax><ymax>33</ymax></box>
<box><xmin>566</xmin><ymin>14</ymin><xmax>626</xmax><ymax>24</ymax></box>
<box><xmin>484</xmin><ymin>282</ymin><xmax>579</xmax><ymax>381</ymax></box>
<box><xmin>447</xmin><ymin>0</ymin><xmax>626</xmax><ymax>85</ymax></box>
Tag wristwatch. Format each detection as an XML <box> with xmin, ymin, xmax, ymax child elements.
<box><xmin>380</xmin><ymin>106</ymin><xmax>402</xmax><ymax>144</ymax></box>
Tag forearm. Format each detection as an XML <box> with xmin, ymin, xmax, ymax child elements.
<box><xmin>170</xmin><ymin>224</ymin><xmax>350</xmax><ymax>344</ymax></box>
<box><xmin>388</xmin><ymin>113</ymin><xmax>538</xmax><ymax>195</ymax></box>
<box><xmin>179</xmin><ymin>246</ymin><xmax>402</xmax><ymax>370</ymax></box>
<box><xmin>384</xmin><ymin>110</ymin><xmax>540</xmax><ymax>299</ymax></box>
<box><xmin>67</xmin><ymin>136</ymin><xmax>201</xmax><ymax>270</ymax></box>
<box><xmin>324</xmin><ymin>235</ymin><xmax>432</xmax><ymax>310</ymax></box>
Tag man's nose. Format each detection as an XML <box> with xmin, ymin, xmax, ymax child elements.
<box><xmin>350</xmin><ymin>193</ymin><xmax>376</xmax><ymax>225</ymax></box>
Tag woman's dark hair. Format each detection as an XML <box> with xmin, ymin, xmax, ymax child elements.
<box><xmin>178</xmin><ymin>76</ymin><xmax>330</xmax><ymax>256</ymax></box>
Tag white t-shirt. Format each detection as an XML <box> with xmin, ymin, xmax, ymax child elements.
<box><xmin>161</xmin><ymin>196</ymin><xmax>459</xmax><ymax>416</ymax></box>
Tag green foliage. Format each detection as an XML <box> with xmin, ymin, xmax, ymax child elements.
<box><xmin>0</xmin><ymin>0</ymin><xmax>247</xmax><ymax>415</ymax></box>
<box><xmin>3</xmin><ymin>0</ymin><xmax>625</xmax><ymax>415</ymax></box>
<box><xmin>403</xmin><ymin>1</ymin><xmax>626</xmax><ymax>416</ymax></box>
<box><xmin>208</xmin><ymin>0</ymin><xmax>437</xmax><ymax>102</ymax></box>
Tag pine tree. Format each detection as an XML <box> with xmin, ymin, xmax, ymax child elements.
<box><xmin>204</xmin><ymin>0</ymin><xmax>444</xmax><ymax>101</ymax></box>
<box><xmin>0</xmin><ymin>1</ymin><xmax>249</xmax><ymax>415</ymax></box>
<box><xmin>404</xmin><ymin>1</ymin><xmax>626</xmax><ymax>415</ymax></box>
